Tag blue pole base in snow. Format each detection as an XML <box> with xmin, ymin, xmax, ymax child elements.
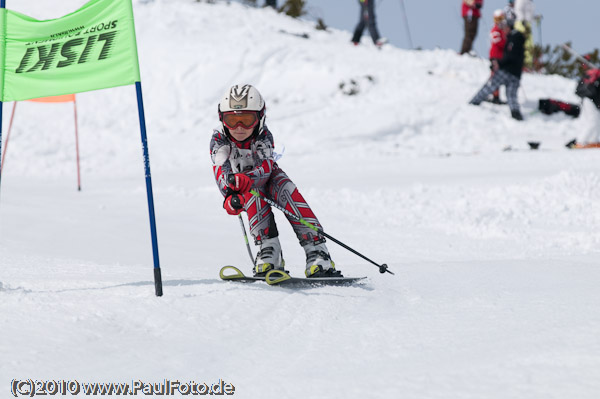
<box><xmin>135</xmin><ymin>81</ymin><xmax>163</xmax><ymax>297</ymax></box>
<box><xmin>154</xmin><ymin>267</ymin><xmax>163</xmax><ymax>297</ymax></box>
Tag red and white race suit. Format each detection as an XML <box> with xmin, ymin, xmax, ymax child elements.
<box><xmin>210</xmin><ymin>127</ymin><xmax>324</xmax><ymax>246</ymax></box>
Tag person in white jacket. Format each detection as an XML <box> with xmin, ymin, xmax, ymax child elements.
<box><xmin>514</xmin><ymin>0</ymin><xmax>538</xmax><ymax>69</ymax></box>
<box><xmin>514</xmin><ymin>0</ymin><xmax>534</xmax><ymax>22</ymax></box>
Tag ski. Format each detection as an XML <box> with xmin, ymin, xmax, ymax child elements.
<box><xmin>565</xmin><ymin>139</ymin><xmax>600</xmax><ymax>149</ymax></box>
<box><xmin>219</xmin><ymin>266</ymin><xmax>367</xmax><ymax>287</ymax></box>
<box><xmin>502</xmin><ymin>141</ymin><xmax>544</xmax><ymax>152</ymax></box>
<box><xmin>264</xmin><ymin>269</ymin><xmax>367</xmax><ymax>287</ymax></box>
<box><xmin>278</xmin><ymin>29</ymin><xmax>310</xmax><ymax>39</ymax></box>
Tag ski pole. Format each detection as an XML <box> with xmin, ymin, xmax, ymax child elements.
<box><xmin>535</xmin><ymin>16</ymin><xmax>543</xmax><ymax>66</ymax></box>
<box><xmin>226</xmin><ymin>183</ymin><xmax>255</xmax><ymax>266</ymax></box>
<box><xmin>562</xmin><ymin>43</ymin><xmax>600</xmax><ymax>70</ymax></box>
<box><xmin>237</xmin><ymin>214</ymin><xmax>254</xmax><ymax>266</ymax></box>
<box><xmin>249</xmin><ymin>189</ymin><xmax>394</xmax><ymax>275</ymax></box>
<box><xmin>398</xmin><ymin>0</ymin><xmax>414</xmax><ymax>49</ymax></box>
<box><xmin>536</xmin><ymin>17</ymin><xmax>542</xmax><ymax>51</ymax></box>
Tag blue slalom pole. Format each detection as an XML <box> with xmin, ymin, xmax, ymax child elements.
<box><xmin>135</xmin><ymin>81</ymin><xmax>163</xmax><ymax>297</ymax></box>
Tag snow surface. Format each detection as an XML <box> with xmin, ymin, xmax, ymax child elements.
<box><xmin>1</xmin><ymin>1</ymin><xmax>600</xmax><ymax>398</ymax></box>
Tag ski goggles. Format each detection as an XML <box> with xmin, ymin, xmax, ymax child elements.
<box><xmin>222</xmin><ymin>111</ymin><xmax>259</xmax><ymax>130</ymax></box>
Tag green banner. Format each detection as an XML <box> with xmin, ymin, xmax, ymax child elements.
<box><xmin>0</xmin><ymin>0</ymin><xmax>140</xmax><ymax>102</ymax></box>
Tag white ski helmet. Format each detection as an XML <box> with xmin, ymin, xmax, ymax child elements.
<box><xmin>493</xmin><ymin>9</ymin><xmax>505</xmax><ymax>23</ymax></box>
<box><xmin>218</xmin><ymin>84</ymin><xmax>266</xmax><ymax>139</ymax></box>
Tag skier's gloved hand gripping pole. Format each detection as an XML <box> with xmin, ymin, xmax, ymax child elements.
<box><xmin>249</xmin><ymin>188</ymin><xmax>394</xmax><ymax>275</ymax></box>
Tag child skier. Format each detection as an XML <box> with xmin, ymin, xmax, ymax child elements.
<box><xmin>210</xmin><ymin>84</ymin><xmax>341</xmax><ymax>278</ymax></box>
<box><xmin>489</xmin><ymin>9</ymin><xmax>509</xmax><ymax>103</ymax></box>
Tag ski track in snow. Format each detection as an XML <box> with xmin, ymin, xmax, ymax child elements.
<box><xmin>1</xmin><ymin>1</ymin><xmax>600</xmax><ymax>398</ymax></box>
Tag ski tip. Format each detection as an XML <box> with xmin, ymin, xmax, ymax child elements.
<box><xmin>219</xmin><ymin>265</ymin><xmax>246</xmax><ymax>280</ymax></box>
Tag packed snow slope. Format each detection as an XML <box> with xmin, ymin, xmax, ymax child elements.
<box><xmin>1</xmin><ymin>1</ymin><xmax>600</xmax><ymax>398</ymax></box>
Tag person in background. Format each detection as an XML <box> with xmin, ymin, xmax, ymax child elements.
<box><xmin>351</xmin><ymin>0</ymin><xmax>387</xmax><ymax>47</ymax></box>
<box><xmin>503</xmin><ymin>0</ymin><xmax>516</xmax><ymax>27</ymax></box>
<box><xmin>460</xmin><ymin>0</ymin><xmax>484</xmax><ymax>55</ymax></box>
<box><xmin>514</xmin><ymin>0</ymin><xmax>539</xmax><ymax>70</ymax></box>
<box><xmin>469</xmin><ymin>21</ymin><xmax>526</xmax><ymax>121</ymax></box>
<box><xmin>488</xmin><ymin>9</ymin><xmax>509</xmax><ymax>104</ymax></box>
<box><xmin>568</xmin><ymin>56</ymin><xmax>600</xmax><ymax>147</ymax></box>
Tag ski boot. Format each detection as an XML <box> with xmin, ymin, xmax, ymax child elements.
<box><xmin>375</xmin><ymin>37</ymin><xmax>388</xmax><ymax>48</ymax></box>
<box><xmin>253</xmin><ymin>237</ymin><xmax>285</xmax><ymax>277</ymax></box>
<box><xmin>303</xmin><ymin>241</ymin><xmax>342</xmax><ymax>278</ymax></box>
<box><xmin>511</xmin><ymin>109</ymin><xmax>524</xmax><ymax>121</ymax></box>
<box><xmin>565</xmin><ymin>138</ymin><xmax>577</xmax><ymax>149</ymax></box>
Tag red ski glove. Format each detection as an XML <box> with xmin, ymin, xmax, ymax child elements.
<box><xmin>227</xmin><ymin>173</ymin><xmax>253</xmax><ymax>193</ymax></box>
<box><xmin>223</xmin><ymin>193</ymin><xmax>245</xmax><ymax>215</ymax></box>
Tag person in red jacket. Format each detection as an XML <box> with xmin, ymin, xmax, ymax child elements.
<box><xmin>460</xmin><ymin>0</ymin><xmax>484</xmax><ymax>55</ymax></box>
<box><xmin>569</xmin><ymin>57</ymin><xmax>600</xmax><ymax>147</ymax></box>
<box><xmin>489</xmin><ymin>9</ymin><xmax>509</xmax><ymax>103</ymax></box>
